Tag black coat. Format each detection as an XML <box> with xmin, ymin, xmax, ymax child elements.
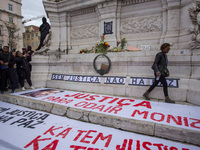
<box><xmin>0</xmin><ymin>52</ymin><xmax>15</xmax><ymax>68</ymax></box>
<box><xmin>151</xmin><ymin>52</ymin><xmax>168</xmax><ymax>73</ymax></box>
<box><xmin>15</xmin><ymin>57</ymin><xmax>30</xmax><ymax>78</ymax></box>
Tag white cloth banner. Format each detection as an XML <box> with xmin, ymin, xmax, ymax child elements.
<box><xmin>0</xmin><ymin>101</ymin><xmax>199</xmax><ymax>150</ymax></box>
<box><xmin>12</xmin><ymin>88</ymin><xmax>200</xmax><ymax>132</ymax></box>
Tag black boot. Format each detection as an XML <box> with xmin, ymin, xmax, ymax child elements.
<box><xmin>143</xmin><ymin>91</ymin><xmax>150</xmax><ymax>100</ymax></box>
<box><xmin>165</xmin><ymin>96</ymin><xmax>175</xmax><ymax>103</ymax></box>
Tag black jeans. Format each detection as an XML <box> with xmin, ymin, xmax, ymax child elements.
<box><xmin>148</xmin><ymin>74</ymin><xmax>168</xmax><ymax>97</ymax></box>
<box><xmin>0</xmin><ymin>68</ymin><xmax>15</xmax><ymax>91</ymax></box>
<box><xmin>18</xmin><ymin>70</ymin><xmax>32</xmax><ymax>87</ymax></box>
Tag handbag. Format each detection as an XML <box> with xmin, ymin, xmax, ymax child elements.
<box><xmin>162</xmin><ymin>66</ymin><xmax>169</xmax><ymax>77</ymax></box>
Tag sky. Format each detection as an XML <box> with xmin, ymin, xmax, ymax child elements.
<box><xmin>21</xmin><ymin>0</ymin><xmax>49</xmax><ymax>27</ymax></box>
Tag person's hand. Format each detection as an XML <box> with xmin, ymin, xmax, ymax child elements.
<box><xmin>156</xmin><ymin>71</ymin><xmax>160</xmax><ymax>76</ymax></box>
<box><xmin>4</xmin><ymin>62</ymin><xmax>8</xmax><ymax>66</ymax></box>
<box><xmin>0</xmin><ymin>60</ymin><xmax>4</xmax><ymax>64</ymax></box>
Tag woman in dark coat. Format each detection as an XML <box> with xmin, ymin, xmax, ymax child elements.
<box><xmin>143</xmin><ymin>43</ymin><xmax>175</xmax><ymax>103</ymax></box>
<box><xmin>15</xmin><ymin>51</ymin><xmax>34</xmax><ymax>90</ymax></box>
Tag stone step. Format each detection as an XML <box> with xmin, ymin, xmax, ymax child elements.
<box><xmin>0</xmin><ymin>88</ymin><xmax>200</xmax><ymax>146</ymax></box>
<box><xmin>1</xmin><ymin>100</ymin><xmax>199</xmax><ymax>150</ymax></box>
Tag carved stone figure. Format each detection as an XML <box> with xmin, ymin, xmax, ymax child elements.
<box><xmin>188</xmin><ymin>1</ymin><xmax>200</xmax><ymax>49</ymax></box>
<box><xmin>36</xmin><ymin>17</ymin><xmax>51</xmax><ymax>51</ymax></box>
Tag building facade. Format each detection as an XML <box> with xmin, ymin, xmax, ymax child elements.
<box><xmin>23</xmin><ymin>25</ymin><xmax>40</xmax><ymax>50</ymax></box>
<box><xmin>0</xmin><ymin>0</ymin><xmax>23</xmax><ymax>50</ymax></box>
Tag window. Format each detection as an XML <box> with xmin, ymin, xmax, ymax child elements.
<box><xmin>9</xmin><ymin>16</ymin><xmax>13</xmax><ymax>23</ymax></box>
<box><xmin>32</xmin><ymin>42</ymin><xmax>34</xmax><ymax>47</ymax></box>
<box><xmin>36</xmin><ymin>41</ymin><xmax>38</xmax><ymax>46</ymax></box>
<box><xmin>0</xmin><ymin>26</ymin><xmax>2</xmax><ymax>35</ymax></box>
<box><xmin>31</xmin><ymin>33</ymin><xmax>34</xmax><ymax>39</ymax></box>
<box><xmin>24</xmin><ymin>44</ymin><xmax>26</xmax><ymax>48</ymax></box>
<box><xmin>8</xmin><ymin>29</ymin><xmax>14</xmax><ymax>38</ymax></box>
<box><xmin>23</xmin><ymin>35</ymin><xmax>25</xmax><ymax>39</ymax></box>
<box><xmin>36</xmin><ymin>33</ymin><xmax>38</xmax><ymax>37</ymax></box>
<box><xmin>27</xmin><ymin>34</ymin><xmax>30</xmax><ymax>40</ymax></box>
<box><xmin>0</xmin><ymin>41</ymin><xmax>2</xmax><ymax>49</ymax></box>
<box><xmin>8</xmin><ymin>4</ymin><xmax>13</xmax><ymax>11</ymax></box>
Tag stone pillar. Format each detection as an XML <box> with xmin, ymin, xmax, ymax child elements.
<box><xmin>160</xmin><ymin>0</ymin><xmax>181</xmax><ymax>49</ymax></box>
<box><xmin>48</xmin><ymin>12</ymin><xmax>60</xmax><ymax>51</ymax></box>
<box><xmin>66</xmin><ymin>13</ymin><xmax>71</xmax><ymax>54</ymax></box>
<box><xmin>97</xmin><ymin>1</ymin><xmax>120</xmax><ymax>47</ymax></box>
<box><xmin>59</xmin><ymin>12</ymin><xmax>68</xmax><ymax>51</ymax></box>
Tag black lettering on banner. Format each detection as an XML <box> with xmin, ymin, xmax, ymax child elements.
<box><xmin>51</xmin><ymin>74</ymin><xmax>179</xmax><ymax>88</ymax></box>
<box><xmin>129</xmin><ymin>77</ymin><xmax>179</xmax><ymax>88</ymax></box>
<box><xmin>104</xmin><ymin>77</ymin><xmax>126</xmax><ymax>85</ymax></box>
<box><xmin>51</xmin><ymin>74</ymin><xmax>64</xmax><ymax>81</ymax></box>
<box><xmin>53</xmin><ymin>74</ymin><xmax>101</xmax><ymax>84</ymax></box>
<box><xmin>0</xmin><ymin>108</ymin><xmax>50</xmax><ymax>129</ymax></box>
<box><xmin>10</xmin><ymin>118</ymin><xmax>44</xmax><ymax>129</ymax></box>
<box><xmin>0</xmin><ymin>107</ymin><xmax>10</xmax><ymax>113</ymax></box>
<box><xmin>0</xmin><ymin>115</ymin><xmax>14</xmax><ymax>123</ymax></box>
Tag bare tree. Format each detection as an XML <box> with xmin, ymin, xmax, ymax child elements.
<box><xmin>0</xmin><ymin>19</ymin><xmax>20</xmax><ymax>50</ymax></box>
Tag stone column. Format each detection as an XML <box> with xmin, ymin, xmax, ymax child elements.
<box><xmin>48</xmin><ymin>12</ymin><xmax>60</xmax><ymax>51</ymax></box>
<box><xmin>59</xmin><ymin>12</ymin><xmax>68</xmax><ymax>52</ymax></box>
<box><xmin>66</xmin><ymin>13</ymin><xmax>71</xmax><ymax>54</ymax></box>
<box><xmin>97</xmin><ymin>1</ymin><xmax>120</xmax><ymax>47</ymax></box>
<box><xmin>160</xmin><ymin>0</ymin><xmax>181</xmax><ymax>49</ymax></box>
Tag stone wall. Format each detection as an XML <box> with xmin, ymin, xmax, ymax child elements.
<box><xmin>30</xmin><ymin>50</ymin><xmax>200</xmax><ymax>106</ymax></box>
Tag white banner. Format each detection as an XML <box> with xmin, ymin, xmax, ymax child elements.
<box><xmin>0</xmin><ymin>101</ymin><xmax>199</xmax><ymax>150</ymax></box>
<box><xmin>12</xmin><ymin>88</ymin><xmax>200</xmax><ymax>132</ymax></box>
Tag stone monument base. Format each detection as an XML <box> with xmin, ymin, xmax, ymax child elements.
<box><xmin>30</xmin><ymin>51</ymin><xmax>200</xmax><ymax>106</ymax></box>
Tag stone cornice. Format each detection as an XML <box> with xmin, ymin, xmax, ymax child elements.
<box><xmin>0</xmin><ymin>8</ymin><xmax>23</xmax><ymax>18</ymax></box>
<box><xmin>10</xmin><ymin>0</ymin><xmax>22</xmax><ymax>5</ymax></box>
<box><xmin>44</xmin><ymin>0</ymin><xmax>108</xmax><ymax>13</ymax></box>
<box><xmin>70</xmin><ymin>6</ymin><xmax>96</xmax><ymax>17</ymax></box>
<box><xmin>121</xmin><ymin>0</ymin><xmax>156</xmax><ymax>7</ymax></box>
<box><xmin>44</xmin><ymin>60</ymin><xmax>195</xmax><ymax>67</ymax></box>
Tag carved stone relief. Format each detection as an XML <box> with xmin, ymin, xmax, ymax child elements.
<box><xmin>120</xmin><ymin>16</ymin><xmax>162</xmax><ymax>34</ymax></box>
<box><xmin>71</xmin><ymin>24</ymin><xmax>99</xmax><ymax>40</ymax></box>
<box><xmin>121</xmin><ymin>0</ymin><xmax>155</xmax><ymax>7</ymax></box>
<box><xmin>70</xmin><ymin>7</ymin><xmax>96</xmax><ymax>17</ymax></box>
<box><xmin>188</xmin><ymin>1</ymin><xmax>200</xmax><ymax>50</ymax></box>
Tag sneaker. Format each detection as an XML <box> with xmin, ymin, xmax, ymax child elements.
<box><xmin>22</xmin><ymin>87</ymin><xmax>25</xmax><ymax>91</ymax></box>
<box><xmin>30</xmin><ymin>86</ymin><xmax>35</xmax><ymax>89</ymax></box>
<box><xmin>143</xmin><ymin>91</ymin><xmax>150</xmax><ymax>100</ymax></box>
<box><xmin>165</xmin><ymin>96</ymin><xmax>175</xmax><ymax>103</ymax></box>
<box><xmin>1</xmin><ymin>91</ymin><xmax>4</xmax><ymax>94</ymax></box>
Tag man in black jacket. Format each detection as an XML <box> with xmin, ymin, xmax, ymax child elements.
<box><xmin>0</xmin><ymin>46</ymin><xmax>15</xmax><ymax>94</ymax></box>
<box><xmin>143</xmin><ymin>43</ymin><xmax>175</xmax><ymax>103</ymax></box>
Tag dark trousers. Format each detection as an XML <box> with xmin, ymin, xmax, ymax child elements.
<box><xmin>9</xmin><ymin>68</ymin><xmax>19</xmax><ymax>89</ymax></box>
<box><xmin>148</xmin><ymin>74</ymin><xmax>168</xmax><ymax>97</ymax></box>
<box><xmin>0</xmin><ymin>68</ymin><xmax>15</xmax><ymax>91</ymax></box>
<box><xmin>19</xmin><ymin>70</ymin><xmax>32</xmax><ymax>87</ymax></box>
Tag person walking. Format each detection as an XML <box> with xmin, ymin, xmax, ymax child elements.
<box><xmin>15</xmin><ymin>51</ymin><xmax>34</xmax><ymax>90</ymax></box>
<box><xmin>0</xmin><ymin>46</ymin><xmax>15</xmax><ymax>94</ymax></box>
<box><xmin>143</xmin><ymin>43</ymin><xmax>175</xmax><ymax>103</ymax></box>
